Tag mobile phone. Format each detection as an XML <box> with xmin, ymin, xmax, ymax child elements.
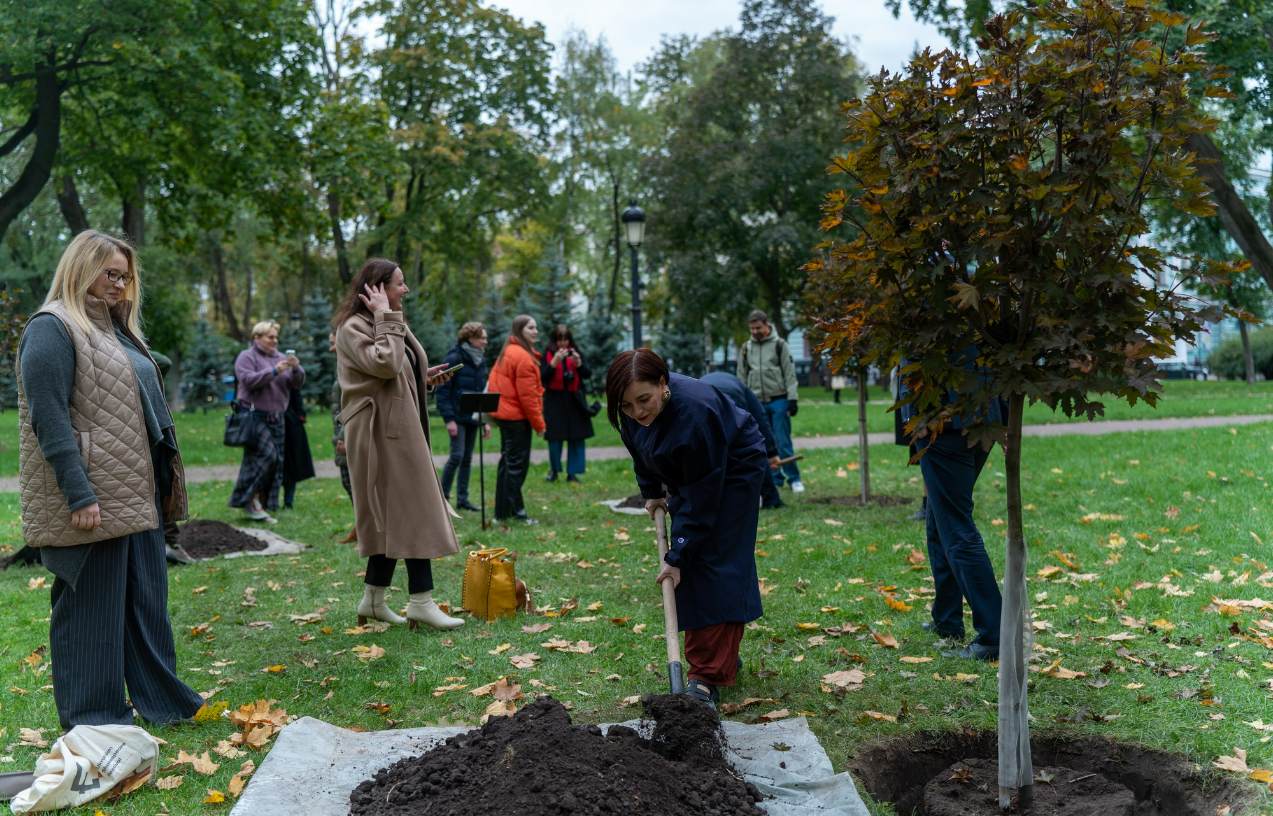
<box><xmin>439</xmin><ymin>363</ymin><xmax>464</xmax><ymax>376</ymax></box>
<box><xmin>284</xmin><ymin>349</ymin><xmax>296</xmax><ymax>357</ymax></box>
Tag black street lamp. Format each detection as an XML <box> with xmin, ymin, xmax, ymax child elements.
<box><xmin>621</xmin><ymin>200</ymin><xmax>647</xmax><ymax>348</ymax></box>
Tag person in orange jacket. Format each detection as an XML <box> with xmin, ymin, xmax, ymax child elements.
<box><xmin>487</xmin><ymin>315</ymin><xmax>545</xmax><ymax>524</ymax></box>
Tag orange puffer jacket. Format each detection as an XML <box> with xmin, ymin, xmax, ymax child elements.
<box><xmin>487</xmin><ymin>341</ymin><xmax>546</xmax><ymax>433</ymax></box>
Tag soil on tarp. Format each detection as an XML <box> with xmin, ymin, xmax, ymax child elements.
<box><xmin>348</xmin><ymin>695</ymin><xmax>765</xmax><ymax>816</ymax></box>
<box><xmin>807</xmin><ymin>494</ymin><xmax>913</xmax><ymax>507</ymax></box>
<box><xmin>850</xmin><ymin>730</ymin><xmax>1251</xmax><ymax>816</ymax></box>
<box><xmin>175</xmin><ymin>520</ymin><xmax>267</xmax><ymax>559</ymax></box>
<box><xmin>616</xmin><ymin>493</ymin><xmax>647</xmax><ymax>509</ymax></box>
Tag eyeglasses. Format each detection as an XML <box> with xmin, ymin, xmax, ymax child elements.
<box><xmin>104</xmin><ymin>270</ymin><xmax>134</xmax><ymax>286</ymax></box>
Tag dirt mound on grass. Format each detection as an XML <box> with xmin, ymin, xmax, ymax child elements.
<box><xmin>348</xmin><ymin>695</ymin><xmax>765</xmax><ymax>816</ymax></box>
<box><xmin>176</xmin><ymin>520</ymin><xmax>267</xmax><ymax>559</ymax></box>
<box><xmin>851</xmin><ymin>730</ymin><xmax>1252</xmax><ymax>816</ymax></box>
<box><xmin>806</xmin><ymin>494</ymin><xmax>913</xmax><ymax>507</ymax></box>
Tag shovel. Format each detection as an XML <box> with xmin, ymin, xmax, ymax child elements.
<box><xmin>653</xmin><ymin>507</ymin><xmax>686</xmax><ymax>695</ymax></box>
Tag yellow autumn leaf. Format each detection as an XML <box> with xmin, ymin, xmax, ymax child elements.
<box><xmin>204</xmin><ymin>789</ymin><xmax>226</xmax><ymax>804</ymax></box>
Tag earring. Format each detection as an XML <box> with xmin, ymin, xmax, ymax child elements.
<box><xmin>662</xmin><ymin>389</ymin><xmax>671</xmax><ymax>403</ymax></box>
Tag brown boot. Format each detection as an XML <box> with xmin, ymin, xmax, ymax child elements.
<box><xmin>337</xmin><ymin>526</ymin><xmax>357</xmax><ymax>544</ymax></box>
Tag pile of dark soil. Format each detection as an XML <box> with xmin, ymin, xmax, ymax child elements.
<box><xmin>348</xmin><ymin>695</ymin><xmax>765</xmax><ymax>816</ymax></box>
<box><xmin>851</xmin><ymin>730</ymin><xmax>1250</xmax><ymax>816</ymax></box>
<box><xmin>175</xmin><ymin>520</ymin><xmax>267</xmax><ymax>559</ymax></box>
<box><xmin>616</xmin><ymin>493</ymin><xmax>647</xmax><ymax>509</ymax></box>
<box><xmin>807</xmin><ymin>494</ymin><xmax>913</xmax><ymax>507</ymax></box>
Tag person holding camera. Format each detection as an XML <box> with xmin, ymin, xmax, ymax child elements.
<box><xmin>540</xmin><ymin>324</ymin><xmax>595</xmax><ymax>483</ymax></box>
<box><xmin>229</xmin><ymin>320</ymin><xmax>305</xmax><ymax>524</ymax></box>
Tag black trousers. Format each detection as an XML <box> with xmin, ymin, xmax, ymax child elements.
<box><xmin>495</xmin><ymin>418</ymin><xmax>532</xmax><ymax>519</ymax></box>
<box><xmin>364</xmin><ymin>554</ymin><xmax>434</xmax><ymax>594</ymax></box>
<box><xmin>440</xmin><ymin>422</ymin><xmax>479</xmax><ymax>503</ymax></box>
<box><xmin>49</xmin><ymin>516</ymin><xmax>205</xmax><ymax>730</ymax></box>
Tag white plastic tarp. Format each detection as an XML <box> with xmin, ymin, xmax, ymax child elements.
<box><xmin>229</xmin><ymin>714</ymin><xmax>869</xmax><ymax>816</ymax></box>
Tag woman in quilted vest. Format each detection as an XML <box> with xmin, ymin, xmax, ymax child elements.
<box><xmin>17</xmin><ymin>230</ymin><xmax>205</xmax><ymax>730</ymax></box>
<box><xmin>486</xmin><ymin>315</ymin><xmax>545</xmax><ymax>524</ymax></box>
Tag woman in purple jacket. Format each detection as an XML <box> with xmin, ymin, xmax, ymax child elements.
<box><xmin>228</xmin><ymin>320</ymin><xmax>305</xmax><ymax>523</ymax></box>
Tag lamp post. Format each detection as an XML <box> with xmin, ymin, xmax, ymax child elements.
<box><xmin>621</xmin><ymin>200</ymin><xmax>646</xmax><ymax>348</ymax></box>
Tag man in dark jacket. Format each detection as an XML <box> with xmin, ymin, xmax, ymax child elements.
<box><xmin>701</xmin><ymin>371</ymin><xmax>785</xmax><ymax>509</ymax></box>
<box><xmin>434</xmin><ymin>322</ymin><xmax>490</xmax><ymax>511</ymax></box>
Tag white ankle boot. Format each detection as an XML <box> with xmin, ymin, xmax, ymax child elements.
<box><xmin>357</xmin><ymin>585</ymin><xmax>405</xmax><ymax>625</ymax></box>
<box><xmin>406</xmin><ymin>591</ymin><xmax>464</xmax><ymax>631</ymax></box>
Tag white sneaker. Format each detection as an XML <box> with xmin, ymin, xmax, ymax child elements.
<box><xmin>246</xmin><ymin>498</ymin><xmax>278</xmax><ymax>524</ymax></box>
<box><xmin>790</xmin><ymin>481</ymin><xmax>806</xmax><ymax>493</ymax></box>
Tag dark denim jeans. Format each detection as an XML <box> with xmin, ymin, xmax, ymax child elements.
<box><xmin>440</xmin><ymin>422</ymin><xmax>478</xmax><ymax>502</ymax></box>
<box><xmin>762</xmin><ymin>397</ymin><xmax>800</xmax><ymax>485</ymax></box>
<box><xmin>547</xmin><ymin>439</ymin><xmax>586</xmax><ymax>476</ymax></box>
<box><xmin>918</xmin><ymin>432</ymin><xmax>1002</xmax><ymax>647</ymax></box>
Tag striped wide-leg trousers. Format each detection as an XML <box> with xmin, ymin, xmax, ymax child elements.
<box><xmin>48</xmin><ymin>509</ymin><xmax>204</xmax><ymax>731</ymax></box>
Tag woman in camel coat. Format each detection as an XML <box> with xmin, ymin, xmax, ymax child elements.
<box><xmin>333</xmin><ymin>258</ymin><xmax>463</xmax><ymax>631</ymax></box>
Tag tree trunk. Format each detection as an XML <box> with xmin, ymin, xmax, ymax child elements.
<box><xmin>1187</xmin><ymin>133</ymin><xmax>1273</xmax><ymax>292</ymax></box>
<box><xmin>857</xmin><ymin>369</ymin><xmax>870</xmax><ymax>504</ymax></box>
<box><xmin>243</xmin><ymin>263</ymin><xmax>254</xmax><ymax>333</ymax></box>
<box><xmin>1240</xmin><ymin>319</ymin><xmax>1256</xmax><ymax>384</ymax></box>
<box><xmin>608</xmin><ymin>181</ymin><xmax>621</xmax><ymax>314</ymax></box>
<box><xmin>998</xmin><ymin>393</ymin><xmax>1033</xmax><ymax>810</ymax></box>
<box><xmin>327</xmin><ymin>179</ymin><xmax>351</xmax><ymax>285</ymax></box>
<box><xmin>211</xmin><ymin>243</ymin><xmax>246</xmax><ymax>343</ymax></box>
<box><xmin>0</xmin><ymin>61</ymin><xmax>62</xmax><ymax>245</ymax></box>
<box><xmin>55</xmin><ymin>175</ymin><xmax>90</xmax><ymax>234</ymax></box>
<box><xmin>703</xmin><ymin>317</ymin><xmax>713</xmax><ymax>374</ymax></box>
<box><xmin>121</xmin><ymin>177</ymin><xmax>145</xmax><ymax>246</ymax></box>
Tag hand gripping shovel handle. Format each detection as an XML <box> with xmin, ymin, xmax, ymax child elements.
<box><xmin>654</xmin><ymin>508</ymin><xmax>685</xmax><ymax>695</ymax></box>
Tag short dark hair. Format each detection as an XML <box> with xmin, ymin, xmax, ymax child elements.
<box><xmin>605</xmin><ymin>348</ymin><xmax>670</xmax><ymax>431</ymax></box>
<box><xmin>550</xmin><ymin>323</ymin><xmax>573</xmax><ymax>344</ymax></box>
<box><xmin>747</xmin><ymin>309</ymin><xmax>769</xmax><ymax>325</ymax></box>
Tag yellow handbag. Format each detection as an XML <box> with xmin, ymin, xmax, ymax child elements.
<box><xmin>461</xmin><ymin>548</ymin><xmax>518</xmax><ymax>621</ymax></box>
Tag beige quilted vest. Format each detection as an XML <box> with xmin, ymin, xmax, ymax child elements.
<box><xmin>17</xmin><ymin>298</ymin><xmax>188</xmax><ymax>547</ymax></box>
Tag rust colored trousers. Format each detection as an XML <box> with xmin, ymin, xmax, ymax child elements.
<box><xmin>684</xmin><ymin>622</ymin><xmax>745</xmax><ymax>686</ymax></box>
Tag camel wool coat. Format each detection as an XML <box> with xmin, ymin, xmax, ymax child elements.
<box><xmin>335</xmin><ymin>309</ymin><xmax>460</xmax><ymax>561</ymax></box>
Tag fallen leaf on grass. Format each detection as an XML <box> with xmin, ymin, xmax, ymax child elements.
<box><xmin>618</xmin><ymin>696</ymin><xmax>643</xmax><ymax>708</ymax></box>
<box><xmin>509</xmin><ymin>653</ymin><xmax>540</xmax><ymax>669</ymax></box>
<box><xmin>228</xmin><ymin>774</ymin><xmax>247</xmax><ymax>798</ymax></box>
<box><xmin>1249</xmin><ymin>769</ymin><xmax>1273</xmax><ymax>784</ymax></box>
<box><xmin>27</xmin><ymin>577</ymin><xmax>45</xmax><ymax>590</ymax></box>
<box><xmin>1036</xmin><ymin>658</ymin><xmax>1086</xmax><ymax>680</ymax></box>
<box><xmin>759</xmin><ymin>709</ymin><xmax>790</xmax><ymax>722</ymax></box>
<box><xmin>522</xmin><ymin>623</ymin><xmax>552</xmax><ymax>634</ymax></box>
<box><xmin>859</xmin><ymin>710</ymin><xmax>896</xmax><ymax>723</ymax></box>
<box><xmin>352</xmin><ymin>644</ymin><xmax>386</xmax><ymax>661</ymax></box>
<box><xmin>489</xmin><ymin>643</ymin><xmax>512</xmax><ymax>655</ymax></box>
<box><xmin>170</xmin><ymin>750</ymin><xmax>220</xmax><ymax>776</ymax></box>
<box><xmin>1214</xmin><ymin>749</ymin><xmax>1249</xmax><ymax>773</ymax></box>
<box><xmin>204</xmin><ymin>789</ymin><xmax>226</xmax><ymax>804</ymax></box>
<box><xmin>261</xmin><ymin>665</ymin><xmax>285</xmax><ymax>674</ymax></box>
<box><xmin>872</xmin><ymin>633</ymin><xmax>899</xmax><ymax>649</ymax></box>
<box><xmin>900</xmin><ymin>656</ymin><xmax>933</xmax><ymax>664</ymax></box>
<box><xmin>933</xmin><ymin>673</ymin><xmax>980</xmax><ymax>683</ymax></box>
<box><xmin>821</xmin><ymin>670</ymin><xmax>867</xmax><ymax>689</ymax></box>
<box><xmin>17</xmin><ymin>728</ymin><xmax>46</xmax><ymax>749</ymax></box>
<box><xmin>720</xmin><ymin>697</ymin><xmax>780</xmax><ymax>714</ymax></box>
<box><xmin>213</xmin><ymin>741</ymin><xmax>245</xmax><ymax>759</ymax></box>
<box><xmin>155</xmin><ymin>775</ymin><xmax>184</xmax><ymax>790</ymax></box>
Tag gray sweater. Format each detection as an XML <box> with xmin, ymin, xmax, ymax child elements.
<box><xmin>19</xmin><ymin>314</ymin><xmax>173</xmax><ymax>511</ymax></box>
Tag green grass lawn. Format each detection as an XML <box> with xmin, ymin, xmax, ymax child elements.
<box><xmin>1</xmin><ymin>423</ymin><xmax>1273</xmax><ymax>812</ymax></box>
<box><xmin>0</xmin><ymin>379</ymin><xmax>1268</xmax><ymax>478</ymax></box>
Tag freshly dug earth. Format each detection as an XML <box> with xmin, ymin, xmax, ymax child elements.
<box><xmin>924</xmin><ymin>758</ymin><xmax>1136</xmax><ymax>815</ymax></box>
<box><xmin>348</xmin><ymin>695</ymin><xmax>765</xmax><ymax>816</ymax></box>
<box><xmin>851</xmin><ymin>730</ymin><xmax>1250</xmax><ymax>816</ymax></box>
<box><xmin>175</xmin><ymin>520</ymin><xmax>267</xmax><ymax>559</ymax></box>
<box><xmin>616</xmin><ymin>493</ymin><xmax>647</xmax><ymax>509</ymax></box>
<box><xmin>807</xmin><ymin>494</ymin><xmax>913</xmax><ymax>507</ymax></box>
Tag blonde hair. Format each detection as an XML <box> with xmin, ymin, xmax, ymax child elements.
<box><xmin>43</xmin><ymin>230</ymin><xmax>144</xmax><ymax>341</ymax></box>
<box><xmin>251</xmin><ymin>320</ymin><xmax>280</xmax><ymax>339</ymax></box>
<box><xmin>457</xmin><ymin>321</ymin><xmax>485</xmax><ymax>344</ymax></box>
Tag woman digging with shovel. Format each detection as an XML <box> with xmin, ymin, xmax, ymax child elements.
<box><xmin>607</xmin><ymin>348</ymin><xmax>768</xmax><ymax>708</ymax></box>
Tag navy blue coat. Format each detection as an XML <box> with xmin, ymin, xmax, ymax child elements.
<box><xmin>700</xmin><ymin>371</ymin><xmax>778</xmax><ymax>458</ymax></box>
<box><xmin>433</xmin><ymin>345</ymin><xmax>488</xmax><ymax>426</ymax></box>
<box><xmin>620</xmin><ymin>373</ymin><xmax>766</xmax><ymax>631</ymax></box>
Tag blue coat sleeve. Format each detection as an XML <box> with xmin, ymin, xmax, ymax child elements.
<box><xmin>659</xmin><ymin>413</ymin><xmax>731</xmax><ymax>569</ymax></box>
<box><xmin>433</xmin><ymin>350</ymin><xmax>462</xmax><ymax>423</ymax></box>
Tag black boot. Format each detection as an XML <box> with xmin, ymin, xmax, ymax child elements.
<box><xmin>909</xmin><ymin>497</ymin><xmax>927</xmax><ymax>521</ymax></box>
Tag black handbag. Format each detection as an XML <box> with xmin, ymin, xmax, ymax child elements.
<box><xmin>574</xmin><ymin>390</ymin><xmax>602</xmax><ymax>417</ymax></box>
<box><xmin>223</xmin><ymin>401</ymin><xmax>258</xmax><ymax>448</ymax></box>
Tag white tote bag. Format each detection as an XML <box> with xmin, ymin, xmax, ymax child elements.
<box><xmin>10</xmin><ymin>724</ymin><xmax>159</xmax><ymax>813</ymax></box>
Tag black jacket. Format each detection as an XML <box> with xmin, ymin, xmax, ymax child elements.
<box><xmin>434</xmin><ymin>344</ymin><xmax>489</xmax><ymax>426</ymax></box>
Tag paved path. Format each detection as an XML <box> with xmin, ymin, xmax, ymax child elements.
<box><xmin>2</xmin><ymin>413</ymin><xmax>1269</xmax><ymax>492</ymax></box>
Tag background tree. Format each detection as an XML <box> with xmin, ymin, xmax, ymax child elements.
<box><xmin>646</xmin><ymin>0</ymin><xmax>858</xmax><ymax>340</ymax></box>
<box><xmin>809</xmin><ymin>2</ymin><xmax>1234</xmax><ymax>806</ymax></box>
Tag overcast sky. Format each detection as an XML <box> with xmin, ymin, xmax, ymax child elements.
<box><xmin>492</xmin><ymin>0</ymin><xmax>951</xmax><ymax>78</ymax></box>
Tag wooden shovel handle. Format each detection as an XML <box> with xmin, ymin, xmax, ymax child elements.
<box><xmin>775</xmin><ymin>454</ymin><xmax>804</xmax><ymax>466</ymax></box>
<box><xmin>653</xmin><ymin>508</ymin><xmax>682</xmax><ymax>666</ymax></box>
